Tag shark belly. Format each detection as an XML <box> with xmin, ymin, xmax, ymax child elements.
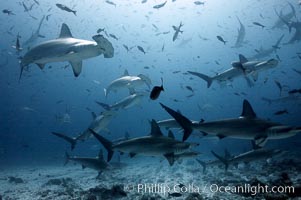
<box><xmin>113</xmin><ymin>137</ymin><xmax>176</xmax><ymax>156</ymax></box>
<box><xmin>24</xmin><ymin>38</ymin><xmax>100</xmax><ymax>65</ymax></box>
<box><xmin>214</xmin><ymin>68</ymin><xmax>243</xmax><ymax>82</ymax></box>
<box><xmin>194</xmin><ymin>119</ymin><xmax>269</xmax><ymax>139</ymax></box>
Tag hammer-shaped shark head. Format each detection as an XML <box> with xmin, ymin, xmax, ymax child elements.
<box><xmin>92</xmin><ymin>34</ymin><xmax>114</xmax><ymax>58</ymax></box>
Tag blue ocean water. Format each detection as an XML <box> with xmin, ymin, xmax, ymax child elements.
<box><xmin>0</xmin><ymin>0</ymin><xmax>301</xmax><ymax>199</ymax></box>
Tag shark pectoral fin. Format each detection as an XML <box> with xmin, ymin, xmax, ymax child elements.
<box><xmin>244</xmin><ymin>76</ymin><xmax>254</xmax><ymax>87</ymax></box>
<box><xmin>217</xmin><ymin>134</ymin><xmax>226</xmax><ymax>139</ymax></box>
<box><xmin>164</xmin><ymin>153</ymin><xmax>175</xmax><ymax>166</ymax></box>
<box><xmin>69</xmin><ymin>60</ymin><xmax>82</xmax><ymax>77</ymax></box>
<box><xmin>129</xmin><ymin>153</ymin><xmax>136</xmax><ymax>158</ymax></box>
<box><xmin>36</xmin><ymin>63</ymin><xmax>45</xmax><ymax>69</ymax></box>
<box><xmin>200</xmin><ymin>131</ymin><xmax>209</xmax><ymax>136</ymax></box>
<box><xmin>254</xmin><ymin>135</ymin><xmax>268</xmax><ymax>147</ymax></box>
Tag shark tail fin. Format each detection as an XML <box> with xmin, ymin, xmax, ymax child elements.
<box><xmin>72</xmin><ymin>11</ymin><xmax>77</xmax><ymax>16</ymax></box>
<box><xmin>211</xmin><ymin>150</ymin><xmax>229</xmax><ymax>171</ymax></box>
<box><xmin>196</xmin><ymin>159</ymin><xmax>206</xmax><ymax>173</ymax></box>
<box><xmin>51</xmin><ymin>132</ymin><xmax>77</xmax><ymax>150</ymax></box>
<box><xmin>64</xmin><ymin>152</ymin><xmax>70</xmax><ymax>166</ymax></box>
<box><xmin>187</xmin><ymin>71</ymin><xmax>213</xmax><ymax>88</ymax></box>
<box><xmin>95</xmin><ymin>101</ymin><xmax>111</xmax><ymax>110</ymax></box>
<box><xmin>89</xmin><ymin>128</ymin><xmax>114</xmax><ymax>162</ymax></box>
<box><xmin>159</xmin><ymin>103</ymin><xmax>193</xmax><ymax>141</ymax></box>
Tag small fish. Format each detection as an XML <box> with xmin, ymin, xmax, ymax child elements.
<box><xmin>141</xmin><ymin>0</ymin><xmax>147</xmax><ymax>3</ymax></box>
<box><xmin>152</xmin><ymin>24</ymin><xmax>158</xmax><ymax>30</ymax></box>
<box><xmin>293</xmin><ymin>68</ymin><xmax>301</xmax><ymax>76</ymax></box>
<box><xmin>46</xmin><ymin>14</ymin><xmax>51</xmax><ymax>21</ymax></box>
<box><xmin>274</xmin><ymin>109</ymin><xmax>288</xmax><ymax>115</ymax></box>
<box><xmin>185</xmin><ymin>86</ymin><xmax>194</xmax><ymax>93</ymax></box>
<box><xmin>56</xmin><ymin>4</ymin><xmax>76</xmax><ymax>16</ymax></box>
<box><xmin>215</xmin><ymin>60</ymin><xmax>220</xmax><ymax>65</ymax></box>
<box><xmin>56</xmin><ymin>100</ymin><xmax>64</xmax><ymax>104</ymax></box>
<box><xmin>123</xmin><ymin>44</ymin><xmax>129</xmax><ymax>52</ymax></box>
<box><xmin>253</xmin><ymin>22</ymin><xmax>265</xmax><ymax>28</ymax></box>
<box><xmin>274</xmin><ymin>80</ymin><xmax>282</xmax><ymax>96</ymax></box>
<box><xmin>216</xmin><ymin>36</ymin><xmax>226</xmax><ymax>44</ymax></box>
<box><xmin>105</xmin><ymin>0</ymin><xmax>117</xmax><ymax>7</ymax></box>
<box><xmin>150</xmin><ymin>78</ymin><xmax>164</xmax><ymax>100</ymax></box>
<box><xmin>173</xmin><ymin>70</ymin><xmax>181</xmax><ymax>74</ymax></box>
<box><xmin>137</xmin><ymin>46</ymin><xmax>146</xmax><ymax>54</ymax></box>
<box><xmin>288</xmin><ymin>89</ymin><xmax>301</xmax><ymax>94</ymax></box>
<box><xmin>153</xmin><ymin>1</ymin><xmax>167</xmax><ymax>9</ymax></box>
<box><xmin>109</xmin><ymin>33</ymin><xmax>118</xmax><ymax>40</ymax></box>
<box><xmin>186</xmin><ymin>94</ymin><xmax>194</xmax><ymax>98</ymax></box>
<box><xmin>172</xmin><ymin>22</ymin><xmax>183</xmax><ymax>41</ymax></box>
<box><xmin>22</xmin><ymin>106</ymin><xmax>36</xmax><ymax>112</ymax></box>
<box><xmin>168</xmin><ymin>192</ymin><xmax>182</xmax><ymax>197</ymax></box>
<box><xmin>97</xmin><ymin>28</ymin><xmax>105</xmax><ymax>33</ymax></box>
<box><xmin>194</xmin><ymin>1</ymin><xmax>205</xmax><ymax>5</ymax></box>
<box><xmin>2</xmin><ymin>9</ymin><xmax>15</xmax><ymax>15</ymax></box>
<box><xmin>144</xmin><ymin>66</ymin><xmax>150</xmax><ymax>69</ymax></box>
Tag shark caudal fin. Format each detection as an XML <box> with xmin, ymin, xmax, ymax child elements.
<box><xmin>160</xmin><ymin>103</ymin><xmax>193</xmax><ymax>141</ymax></box>
<box><xmin>187</xmin><ymin>71</ymin><xmax>213</xmax><ymax>88</ymax></box>
<box><xmin>64</xmin><ymin>152</ymin><xmax>70</xmax><ymax>166</ymax></box>
<box><xmin>51</xmin><ymin>132</ymin><xmax>77</xmax><ymax>150</ymax></box>
<box><xmin>89</xmin><ymin>128</ymin><xmax>114</xmax><ymax>162</ymax></box>
<box><xmin>195</xmin><ymin>159</ymin><xmax>207</xmax><ymax>173</ymax></box>
<box><xmin>95</xmin><ymin>101</ymin><xmax>111</xmax><ymax>110</ymax></box>
<box><xmin>211</xmin><ymin>150</ymin><xmax>229</xmax><ymax>171</ymax></box>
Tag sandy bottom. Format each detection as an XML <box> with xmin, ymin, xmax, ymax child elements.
<box><xmin>0</xmin><ymin>155</ymin><xmax>300</xmax><ymax>200</ymax></box>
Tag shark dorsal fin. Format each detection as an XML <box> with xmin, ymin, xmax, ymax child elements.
<box><xmin>150</xmin><ymin>119</ymin><xmax>163</xmax><ymax>137</ymax></box>
<box><xmin>125</xmin><ymin>131</ymin><xmax>130</xmax><ymax>140</ymax></box>
<box><xmin>168</xmin><ymin>130</ymin><xmax>175</xmax><ymax>139</ymax></box>
<box><xmin>239</xmin><ymin>54</ymin><xmax>248</xmax><ymax>64</ymax></box>
<box><xmin>98</xmin><ymin>149</ymin><xmax>104</xmax><ymax>160</ymax></box>
<box><xmin>59</xmin><ymin>23</ymin><xmax>73</xmax><ymax>38</ymax></box>
<box><xmin>241</xmin><ymin>99</ymin><xmax>256</xmax><ymax>118</ymax></box>
<box><xmin>123</xmin><ymin>69</ymin><xmax>129</xmax><ymax>76</ymax></box>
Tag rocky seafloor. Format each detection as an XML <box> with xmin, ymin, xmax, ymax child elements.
<box><xmin>1</xmin><ymin>154</ymin><xmax>301</xmax><ymax>200</ymax></box>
